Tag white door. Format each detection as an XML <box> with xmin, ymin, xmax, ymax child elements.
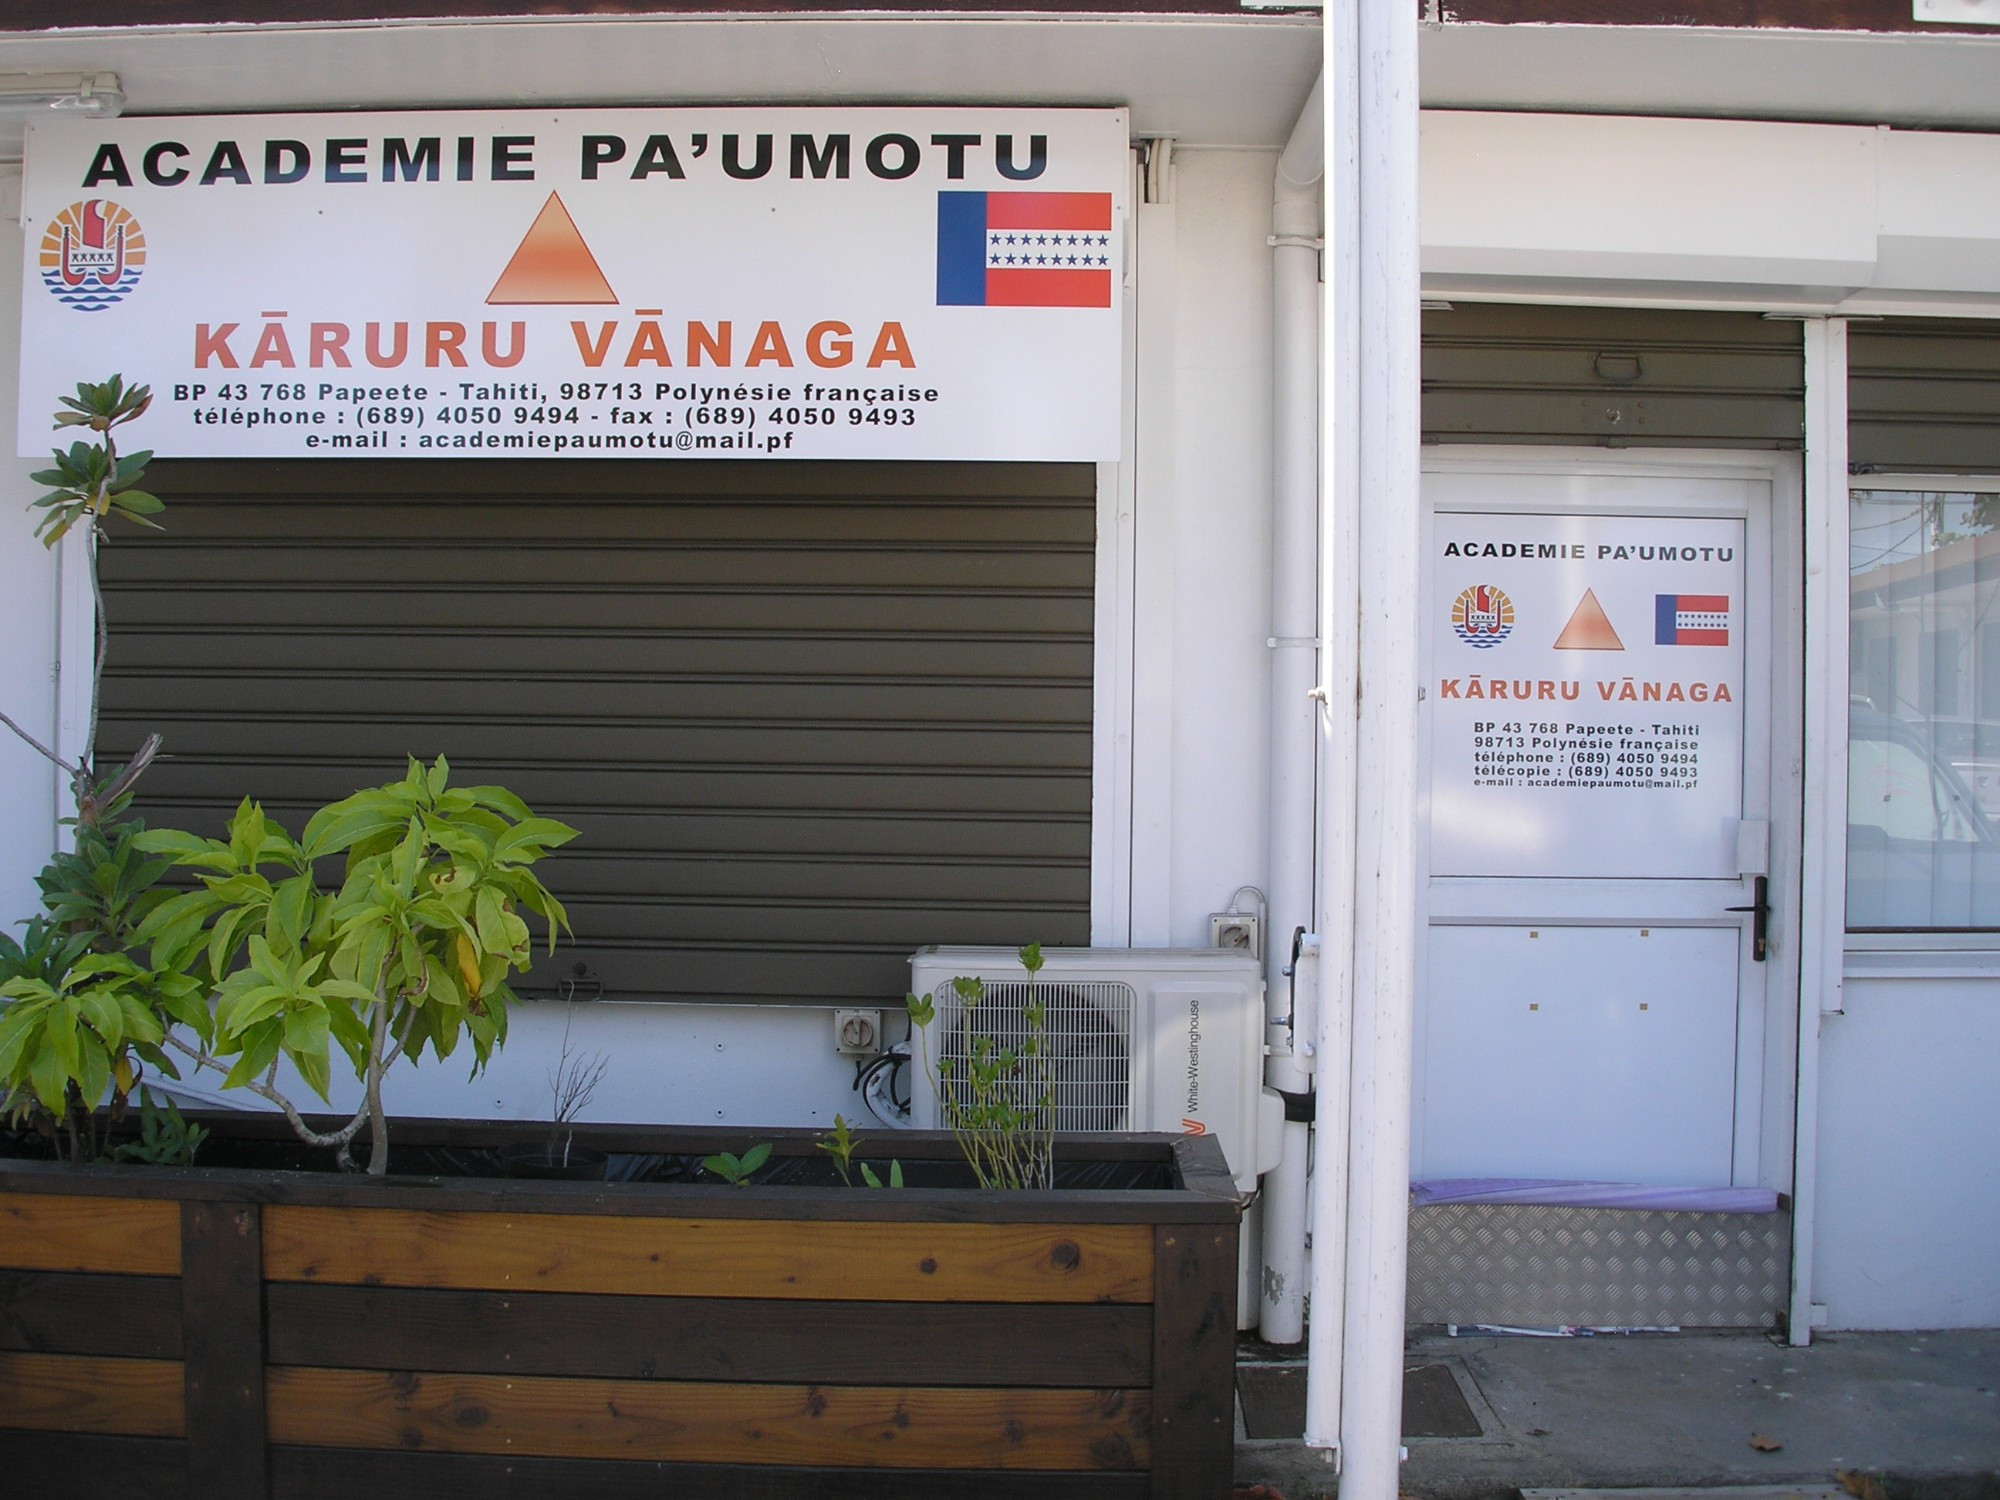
<box><xmin>1414</xmin><ymin>452</ymin><xmax>1799</xmax><ymax>1189</ymax></box>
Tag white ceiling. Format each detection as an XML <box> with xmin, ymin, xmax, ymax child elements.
<box><xmin>1422</xmin><ymin>22</ymin><xmax>2000</xmax><ymax>132</ymax></box>
<box><xmin>0</xmin><ymin>11</ymin><xmax>1997</xmax><ymax>159</ymax></box>
<box><xmin>0</xmin><ymin>15</ymin><xmax>1322</xmax><ymax>148</ymax></box>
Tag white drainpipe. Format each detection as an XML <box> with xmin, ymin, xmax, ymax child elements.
<box><xmin>1259</xmin><ymin>70</ymin><xmax>1325</xmax><ymax>1349</ymax></box>
<box><xmin>1306</xmin><ymin>1</ymin><xmax>1421</xmax><ymax>1496</ymax></box>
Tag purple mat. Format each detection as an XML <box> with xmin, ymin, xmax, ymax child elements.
<box><xmin>1411</xmin><ymin>1178</ymin><xmax>1781</xmax><ymax>1213</ymax></box>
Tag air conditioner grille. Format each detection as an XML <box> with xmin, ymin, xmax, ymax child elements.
<box><xmin>931</xmin><ymin>978</ymin><xmax>1134</xmax><ymax>1133</ymax></box>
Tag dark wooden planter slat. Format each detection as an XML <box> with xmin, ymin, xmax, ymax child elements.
<box><xmin>268</xmin><ymin>1284</ymin><xmax>1154</xmax><ymax>1386</ymax></box>
<box><xmin>264</xmin><ymin>1205</ymin><xmax>1156</xmax><ymax>1302</ymax></box>
<box><xmin>0</xmin><ymin>1190</ymin><xmax>180</xmax><ymax>1273</ymax></box>
<box><xmin>0</xmin><ymin>1270</ymin><xmax>183</xmax><ymax>1358</ymax></box>
<box><xmin>0</xmin><ymin>1157</ymin><xmax>1229</xmax><ymax>1222</ymax></box>
<box><xmin>181</xmin><ymin>1202</ymin><xmax>269</xmax><ymax>1499</ymax></box>
<box><xmin>267</xmin><ymin>1366</ymin><xmax>1151</xmax><ymax>1469</ymax></box>
<box><xmin>0</xmin><ymin>1430</ymin><xmax>188</xmax><ymax>1496</ymax></box>
<box><xmin>0</xmin><ymin>1129</ymin><xmax>1238</xmax><ymax>1499</ymax></box>
<box><xmin>0</xmin><ymin>1349</ymin><xmax>186</xmax><ymax>1435</ymax></box>
<box><xmin>1148</xmin><ymin>1225</ymin><xmax>1239</xmax><ymax>1500</ymax></box>
<box><xmin>267</xmin><ymin>1445</ymin><xmax>1153</xmax><ymax>1500</ymax></box>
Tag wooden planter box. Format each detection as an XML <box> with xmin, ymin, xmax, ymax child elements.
<box><xmin>0</xmin><ymin>1119</ymin><xmax>1238</xmax><ymax>1500</ymax></box>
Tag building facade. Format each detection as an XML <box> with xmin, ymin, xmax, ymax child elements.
<box><xmin>0</xmin><ymin>7</ymin><xmax>1995</xmax><ymax>1474</ymax></box>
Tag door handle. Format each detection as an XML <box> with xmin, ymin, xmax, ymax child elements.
<box><xmin>1726</xmin><ymin>875</ymin><xmax>1769</xmax><ymax>963</ymax></box>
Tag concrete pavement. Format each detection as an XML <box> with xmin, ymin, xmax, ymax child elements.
<box><xmin>1232</xmin><ymin>1328</ymin><xmax>2000</xmax><ymax>1500</ymax></box>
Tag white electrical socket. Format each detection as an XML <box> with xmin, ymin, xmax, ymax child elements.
<box><xmin>1209</xmin><ymin>911</ymin><xmax>1263</xmax><ymax>961</ymax></box>
<box><xmin>833</xmin><ymin>1009</ymin><xmax>882</xmax><ymax>1056</ymax></box>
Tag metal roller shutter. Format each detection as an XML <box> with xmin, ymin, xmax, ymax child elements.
<box><xmin>1423</xmin><ymin>304</ymin><xmax>1804</xmax><ymax>448</ymax></box>
<box><xmin>1849</xmin><ymin>318</ymin><xmax>2000</xmax><ymax>474</ymax></box>
<box><xmin>97</xmin><ymin>459</ymin><xmax>1094</xmax><ymax>1006</ymax></box>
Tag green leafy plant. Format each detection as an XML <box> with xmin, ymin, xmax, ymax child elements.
<box><xmin>0</xmin><ymin>950</ymin><xmax>169</xmax><ymax>1164</ymax></box>
<box><xmin>817</xmin><ymin>1112</ymin><xmax>903</xmax><ymax>1188</ymax></box>
<box><xmin>1</xmin><ymin>377</ymin><xmax>164</xmax><ymax>828</ymax></box>
<box><xmin>35</xmin><ymin>798</ymin><xmax>175</xmax><ymax>950</ymax></box>
<box><xmin>817</xmin><ymin>1112</ymin><xmax>860</xmax><ymax>1184</ymax></box>
<box><xmin>110</xmin><ymin>1085</ymin><xmax>208</xmax><ymax>1167</ymax></box>
<box><xmin>0</xmin><ymin>791</ymin><xmax>179</xmax><ymax>1163</ymax></box>
<box><xmin>132</xmin><ymin>756</ymin><xmax>575</xmax><ymax>1175</ymax></box>
<box><xmin>906</xmin><ymin>941</ymin><xmax>1055</xmax><ymax>1191</ymax></box>
<box><xmin>33</xmin><ymin>375</ymin><xmax>161</xmax><ymax>545</ymax></box>
<box><xmin>858</xmin><ymin>1159</ymin><xmax>904</xmax><ymax>1190</ymax></box>
<box><xmin>701</xmin><ymin>1141</ymin><xmax>771</xmax><ymax>1187</ymax></box>
<box><xmin>0</xmin><ymin>379</ymin><xmax>173</xmax><ymax>1158</ymax></box>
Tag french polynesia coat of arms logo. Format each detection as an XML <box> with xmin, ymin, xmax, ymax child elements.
<box><xmin>41</xmin><ymin>199</ymin><xmax>145</xmax><ymax>312</ymax></box>
<box><xmin>1450</xmin><ymin>583</ymin><xmax>1514</xmax><ymax>648</ymax></box>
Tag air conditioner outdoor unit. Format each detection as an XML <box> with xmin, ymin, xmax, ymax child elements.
<box><xmin>907</xmin><ymin>946</ymin><xmax>1281</xmax><ymax>1194</ymax></box>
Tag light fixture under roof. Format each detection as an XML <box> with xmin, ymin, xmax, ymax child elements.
<box><xmin>0</xmin><ymin>73</ymin><xmax>124</xmax><ymax>120</ymax></box>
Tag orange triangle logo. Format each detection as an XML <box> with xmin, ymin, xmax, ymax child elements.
<box><xmin>487</xmin><ymin>193</ymin><xmax>618</xmax><ymax>305</ymax></box>
<box><xmin>1553</xmin><ymin>589</ymin><xmax>1625</xmax><ymax>650</ymax></box>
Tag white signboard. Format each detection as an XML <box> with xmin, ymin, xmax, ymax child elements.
<box><xmin>1429</xmin><ymin>512</ymin><xmax>1746</xmax><ymax>880</ymax></box>
<box><xmin>18</xmin><ymin>108</ymin><xmax>1128</xmax><ymax>461</ymax></box>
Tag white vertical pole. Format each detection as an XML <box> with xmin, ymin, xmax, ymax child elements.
<box><xmin>1304</xmin><ymin>0</ymin><xmax>1360</xmax><ymax>1457</ymax></box>
<box><xmin>1126</xmin><ymin>170</ymin><xmax>1179</xmax><ymax>947</ymax></box>
<box><xmin>1304</xmin><ymin>0</ymin><xmax>1420</xmax><ymax>1486</ymax></box>
<box><xmin>1261</xmin><ymin>71</ymin><xmax>1325</xmax><ymax>1348</ymax></box>
<box><xmin>1338</xmin><ymin>0</ymin><xmax>1422</xmax><ymax>1492</ymax></box>
<box><xmin>1792</xmin><ymin>315</ymin><xmax>1850</xmax><ymax>1345</ymax></box>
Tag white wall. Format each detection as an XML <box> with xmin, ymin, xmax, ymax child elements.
<box><xmin>141</xmin><ymin>145</ymin><xmax>1286</xmax><ymax>1129</ymax></box>
<box><xmin>1421</xmin><ymin>111</ymin><xmax>2000</xmax><ymax>315</ymax></box>
<box><xmin>0</xmin><ymin>167</ymin><xmax>63</xmax><ymax>931</ymax></box>
<box><xmin>1126</xmin><ymin>146</ymin><xmax>1276</xmax><ymax>948</ymax></box>
<box><xmin>1813</xmin><ymin>977</ymin><xmax>2000</xmax><ymax>1329</ymax></box>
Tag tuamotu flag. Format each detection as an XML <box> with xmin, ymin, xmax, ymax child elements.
<box><xmin>936</xmin><ymin>191</ymin><xmax>1115</xmax><ymax>308</ymax></box>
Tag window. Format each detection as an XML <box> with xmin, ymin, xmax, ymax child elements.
<box><xmin>1848</xmin><ymin>483</ymin><xmax>2000</xmax><ymax>930</ymax></box>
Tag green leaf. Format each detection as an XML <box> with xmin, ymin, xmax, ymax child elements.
<box><xmin>76</xmin><ymin>1034</ymin><xmax>111</xmax><ymax>1109</ymax></box>
<box><xmin>47</xmin><ymin>1000</ymin><xmax>81</xmax><ymax>1082</ymax></box>
<box><xmin>0</xmin><ymin>1012</ymin><xmax>41</xmax><ymax>1080</ymax></box>
<box><xmin>474</xmin><ymin>887</ymin><xmax>507</xmax><ymax>956</ymax></box>
<box><xmin>208</xmin><ymin>906</ymin><xmax>254</xmax><ymax>981</ymax></box>
<box><xmin>493</xmin><ymin>817</ymin><xmax>580</xmax><ymax>861</ymax></box>
<box><xmin>116</xmin><ymin>993</ymin><xmax>165</xmax><ymax>1047</ymax></box>
<box><xmin>133</xmin><ymin>829</ymin><xmax>237</xmax><ymax>872</ymax></box>
<box><xmin>267</xmin><ymin>874</ymin><xmax>316</xmax><ymax>947</ymax></box>
<box><xmin>218</xmin><ymin>982</ymin><xmax>290</xmax><ymax>1038</ymax></box>
<box><xmin>325</xmin><ymin>1001</ymin><xmax>371</xmax><ymax>1074</ymax></box>
<box><xmin>739</xmin><ymin>1141</ymin><xmax>772</xmax><ymax>1175</ymax></box>
<box><xmin>29</xmin><ymin>1040</ymin><xmax>68</xmax><ymax>1112</ymax></box>
<box><xmin>220</xmin><ymin>1025</ymin><xmax>282</xmax><ymax>1090</ymax></box>
<box><xmin>156</xmin><ymin>975</ymin><xmax>213</xmax><ymax>1041</ymax></box>
<box><xmin>301</xmin><ymin>793</ymin><xmax>408</xmax><ymax>861</ymax></box>
<box><xmin>462</xmin><ymin>784</ymin><xmax>533</xmax><ymax>822</ymax></box>
<box><xmin>76</xmin><ymin>989</ymin><xmax>124</xmax><ymax>1049</ymax></box>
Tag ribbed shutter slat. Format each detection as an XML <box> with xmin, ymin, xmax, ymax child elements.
<box><xmin>1423</xmin><ymin>304</ymin><xmax>1805</xmax><ymax>449</ymax></box>
<box><xmin>98</xmin><ymin>459</ymin><xmax>1094</xmax><ymax>1005</ymax></box>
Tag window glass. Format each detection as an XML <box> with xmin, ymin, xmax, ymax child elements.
<box><xmin>1848</xmin><ymin>488</ymin><xmax>2000</xmax><ymax>930</ymax></box>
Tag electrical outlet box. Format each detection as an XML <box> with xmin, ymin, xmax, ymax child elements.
<box><xmin>1210</xmin><ymin>911</ymin><xmax>1262</xmax><ymax>962</ymax></box>
<box><xmin>833</xmin><ymin>1009</ymin><xmax>882</xmax><ymax>1056</ymax></box>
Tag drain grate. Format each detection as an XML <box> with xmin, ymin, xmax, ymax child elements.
<box><xmin>1236</xmin><ymin>1362</ymin><xmax>1481</xmax><ymax>1441</ymax></box>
